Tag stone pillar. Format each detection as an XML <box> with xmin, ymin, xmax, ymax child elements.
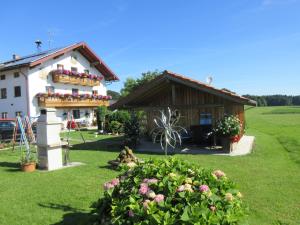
<box><xmin>37</xmin><ymin>108</ymin><xmax>63</xmax><ymax>171</ymax></box>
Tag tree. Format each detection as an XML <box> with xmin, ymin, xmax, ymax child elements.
<box><xmin>120</xmin><ymin>70</ymin><xmax>162</xmax><ymax>96</ymax></box>
<box><xmin>107</xmin><ymin>90</ymin><xmax>120</xmax><ymax>100</ymax></box>
<box><xmin>97</xmin><ymin>106</ymin><xmax>108</xmax><ymax>133</ymax></box>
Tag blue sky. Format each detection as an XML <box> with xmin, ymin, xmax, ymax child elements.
<box><xmin>1</xmin><ymin>0</ymin><xmax>300</xmax><ymax>95</ymax></box>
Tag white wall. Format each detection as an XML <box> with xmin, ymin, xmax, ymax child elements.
<box><xmin>27</xmin><ymin>50</ymin><xmax>107</xmax><ymax>118</ymax></box>
<box><xmin>0</xmin><ymin>68</ymin><xmax>29</xmax><ymax>118</ymax></box>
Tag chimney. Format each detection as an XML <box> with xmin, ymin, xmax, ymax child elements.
<box><xmin>12</xmin><ymin>54</ymin><xmax>21</xmax><ymax>60</ymax></box>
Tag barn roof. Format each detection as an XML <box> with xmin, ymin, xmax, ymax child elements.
<box><xmin>0</xmin><ymin>42</ymin><xmax>119</xmax><ymax>81</ymax></box>
<box><xmin>111</xmin><ymin>70</ymin><xmax>257</xmax><ymax>109</ymax></box>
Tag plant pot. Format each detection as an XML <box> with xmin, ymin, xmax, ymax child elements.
<box><xmin>220</xmin><ymin>137</ymin><xmax>232</xmax><ymax>152</ymax></box>
<box><xmin>21</xmin><ymin>162</ymin><xmax>36</xmax><ymax>172</ymax></box>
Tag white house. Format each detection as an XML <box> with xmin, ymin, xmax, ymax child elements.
<box><xmin>0</xmin><ymin>42</ymin><xmax>119</xmax><ymax>127</ymax></box>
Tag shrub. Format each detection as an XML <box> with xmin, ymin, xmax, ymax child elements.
<box><xmin>214</xmin><ymin>115</ymin><xmax>241</xmax><ymax>137</ymax></box>
<box><xmin>124</xmin><ymin>112</ymin><xmax>140</xmax><ymax>148</ymax></box>
<box><xmin>92</xmin><ymin>158</ymin><xmax>245</xmax><ymax>224</ymax></box>
<box><xmin>109</xmin><ymin>121</ymin><xmax>123</xmax><ymax>134</ymax></box>
<box><xmin>97</xmin><ymin>106</ymin><xmax>108</xmax><ymax>132</ymax></box>
<box><xmin>107</xmin><ymin>110</ymin><xmax>130</xmax><ymax>124</ymax></box>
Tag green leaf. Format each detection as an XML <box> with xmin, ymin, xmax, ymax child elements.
<box><xmin>181</xmin><ymin>206</ymin><xmax>190</xmax><ymax>221</ymax></box>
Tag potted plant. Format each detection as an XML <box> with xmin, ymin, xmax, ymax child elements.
<box><xmin>20</xmin><ymin>148</ymin><xmax>37</xmax><ymax>172</ymax></box>
<box><xmin>214</xmin><ymin>115</ymin><xmax>241</xmax><ymax>152</ymax></box>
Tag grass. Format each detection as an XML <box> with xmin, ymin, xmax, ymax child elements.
<box><xmin>0</xmin><ymin>106</ymin><xmax>299</xmax><ymax>224</ymax></box>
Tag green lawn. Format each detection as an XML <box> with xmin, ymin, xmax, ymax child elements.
<box><xmin>0</xmin><ymin>106</ymin><xmax>299</xmax><ymax>225</ymax></box>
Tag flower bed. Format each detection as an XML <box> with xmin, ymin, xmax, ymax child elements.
<box><xmin>36</xmin><ymin>92</ymin><xmax>112</xmax><ymax>100</ymax></box>
<box><xmin>52</xmin><ymin>69</ymin><xmax>103</xmax><ymax>86</ymax></box>
<box><xmin>92</xmin><ymin>158</ymin><xmax>245</xmax><ymax>224</ymax></box>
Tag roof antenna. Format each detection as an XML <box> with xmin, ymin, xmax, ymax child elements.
<box><xmin>206</xmin><ymin>75</ymin><xmax>213</xmax><ymax>85</ymax></box>
<box><xmin>35</xmin><ymin>40</ymin><xmax>42</xmax><ymax>53</ymax></box>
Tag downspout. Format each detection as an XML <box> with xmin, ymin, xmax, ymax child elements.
<box><xmin>19</xmin><ymin>68</ymin><xmax>31</xmax><ymax>117</ymax></box>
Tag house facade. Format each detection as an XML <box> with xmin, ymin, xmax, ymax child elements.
<box><xmin>0</xmin><ymin>42</ymin><xmax>118</xmax><ymax>127</ymax></box>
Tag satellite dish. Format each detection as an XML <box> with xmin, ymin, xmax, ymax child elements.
<box><xmin>206</xmin><ymin>76</ymin><xmax>213</xmax><ymax>85</ymax></box>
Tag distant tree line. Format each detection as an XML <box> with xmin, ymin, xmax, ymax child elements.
<box><xmin>243</xmin><ymin>95</ymin><xmax>300</xmax><ymax>106</ymax></box>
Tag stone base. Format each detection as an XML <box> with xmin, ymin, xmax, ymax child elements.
<box><xmin>38</xmin><ymin>146</ymin><xmax>63</xmax><ymax>171</ymax></box>
<box><xmin>38</xmin><ymin>162</ymin><xmax>84</xmax><ymax>172</ymax></box>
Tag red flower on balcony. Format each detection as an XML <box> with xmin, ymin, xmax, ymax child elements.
<box><xmin>97</xmin><ymin>76</ymin><xmax>104</xmax><ymax>81</ymax></box>
<box><xmin>63</xmin><ymin>70</ymin><xmax>71</xmax><ymax>75</ymax></box>
<box><xmin>36</xmin><ymin>93</ymin><xmax>44</xmax><ymax>97</ymax></box>
<box><xmin>64</xmin><ymin>93</ymin><xmax>71</xmax><ymax>98</ymax></box>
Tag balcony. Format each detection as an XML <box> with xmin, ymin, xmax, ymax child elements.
<box><xmin>37</xmin><ymin>93</ymin><xmax>111</xmax><ymax>108</ymax></box>
<box><xmin>52</xmin><ymin>70</ymin><xmax>102</xmax><ymax>87</ymax></box>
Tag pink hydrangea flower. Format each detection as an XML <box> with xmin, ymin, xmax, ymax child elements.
<box><xmin>103</xmin><ymin>182</ymin><xmax>114</xmax><ymax>190</ymax></box>
<box><xmin>154</xmin><ymin>194</ymin><xmax>164</xmax><ymax>203</ymax></box>
<box><xmin>209</xmin><ymin>205</ymin><xmax>216</xmax><ymax>212</ymax></box>
<box><xmin>146</xmin><ymin>190</ymin><xmax>156</xmax><ymax>199</ymax></box>
<box><xmin>143</xmin><ymin>178</ymin><xmax>158</xmax><ymax>184</ymax></box>
<box><xmin>111</xmin><ymin>178</ymin><xmax>119</xmax><ymax>186</ymax></box>
<box><xmin>225</xmin><ymin>193</ymin><xmax>234</xmax><ymax>201</ymax></box>
<box><xmin>199</xmin><ymin>185</ymin><xmax>210</xmax><ymax>193</ymax></box>
<box><xmin>139</xmin><ymin>183</ymin><xmax>150</xmax><ymax>195</ymax></box>
<box><xmin>213</xmin><ymin>170</ymin><xmax>226</xmax><ymax>179</ymax></box>
<box><xmin>176</xmin><ymin>185</ymin><xmax>185</xmax><ymax>192</ymax></box>
<box><xmin>143</xmin><ymin>199</ymin><xmax>151</xmax><ymax>209</ymax></box>
<box><xmin>128</xmin><ymin>210</ymin><xmax>134</xmax><ymax>217</ymax></box>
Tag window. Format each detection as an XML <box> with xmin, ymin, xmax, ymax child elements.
<box><xmin>72</xmin><ymin>89</ymin><xmax>79</xmax><ymax>95</ymax></box>
<box><xmin>15</xmin><ymin>111</ymin><xmax>22</xmax><ymax>117</ymax></box>
<box><xmin>200</xmin><ymin>113</ymin><xmax>212</xmax><ymax>125</ymax></box>
<box><xmin>1</xmin><ymin>112</ymin><xmax>8</xmax><ymax>119</ymax></box>
<box><xmin>84</xmin><ymin>69</ymin><xmax>89</xmax><ymax>74</ymax></box>
<box><xmin>72</xmin><ymin>110</ymin><xmax>80</xmax><ymax>119</ymax></box>
<box><xmin>57</xmin><ymin>64</ymin><xmax>64</xmax><ymax>70</ymax></box>
<box><xmin>14</xmin><ymin>72</ymin><xmax>20</xmax><ymax>78</ymax></box>
<box><xmin>92</xmin><ymin>90</ymin><xmax>98</xmax><ymax>95</ymax></box>
<box><xmin>14</xmin><ymin>86</ymin><xmax>21</xmax><ymax>97</ymax></box>
<box><xmin>71</xmin><ymin>67</ymin><xmax>78</xmax><ymax>72</ymax></box>
<box><xmin>0</xmin><ymin>75</ymin><xmax>5</xmax><ymax>80</ymax></box>
<box><xmin>46</xmin><ymin>86</ymin><xmax>55</xmax><ymax>94</ymax></box>
<box><xmin>1</xmin><ymin>88</ymin><xmax>7</xmax><ymax>99</ymax></box>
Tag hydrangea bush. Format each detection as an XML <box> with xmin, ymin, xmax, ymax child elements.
<box><xmin>92</xmin><ymin>158</ymin><xmax>245</xmax><ymax>224</ymax></box>
<box><xmin>214</xmin><ymin>115</ymin><xmax>241</xmax><ymax>138</ymax></box>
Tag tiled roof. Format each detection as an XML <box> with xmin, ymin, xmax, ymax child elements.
<box><xmin>0</xmin><ymin>42</ymin><xmax>119</xmax><ymax>81</ymax></box>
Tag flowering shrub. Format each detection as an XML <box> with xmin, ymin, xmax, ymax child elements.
<box><xmin>36</xmin><ymin>92</ymin><xmax>112</xmax><ymax>100</ymax></box>
<box><xmin>214</xmin><ymin>115</ymin><xmax>241</xmax><ymax>137</ymax></box>
<box><xmin>52</xmin><ymin>69</ymin><xmax>103</xmax><ymax>80</ymax></box>
<box><xmin>92</xmin><ymin>158</ymin><xmax>245</xmax><ymax>224</ymax></box>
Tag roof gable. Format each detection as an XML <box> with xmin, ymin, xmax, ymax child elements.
<box><xmin>0</xmin><ymin>42</ymin><xmax>119</xmax><ymax>81</ymax></box>
<box><xmin>111</xmin><ymin>70</ymin><xmax>256</xmax><ymax>109</ymax></box>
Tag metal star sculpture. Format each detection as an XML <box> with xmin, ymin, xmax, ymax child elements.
<box><xmin>151</xmin><ymin>108</ymin><xmax>187</xmax><ymax>155</ymax></box>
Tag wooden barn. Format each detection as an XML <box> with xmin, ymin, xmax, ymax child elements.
<box><xmin>111</xmin><ymin>71</ymin><xmax>256</xmax><ymax>144</ymax></box>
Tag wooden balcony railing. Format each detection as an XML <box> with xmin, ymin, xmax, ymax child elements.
<box><xmin>38</xmin><ymin>96</ymin><xmax>109</xmax><ymax>108</ymax></box>
<box><xmin>52</xmin><ymin>73</ymin><xmax>101</xmax><ymax>87</ymax></box>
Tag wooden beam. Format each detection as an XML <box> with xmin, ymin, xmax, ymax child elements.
<box><xmin>171</xmin><ymin>84</ymin><xmax>176</xmax><ymax>105</ymax></box>
<box><xmin>53</xmin><ymin>53</ymin><xmax>64</xmax><ymax>59</ymax></box>
<box><xmin>121</xmin><ymin>104</ymin><xmax>224</xmax><ymax>110</ymax></box>
<box><xmin>166</xmin><ymin>76</ymin><xmax>251</xmax><ymax>106</ymax></box>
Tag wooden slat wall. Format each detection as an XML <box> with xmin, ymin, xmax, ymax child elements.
<box><xmin>144</xmin><ymin>83</ymin><xmax>245</xmax><ymax>134</ymax></box>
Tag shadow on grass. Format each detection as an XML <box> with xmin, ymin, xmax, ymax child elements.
<box><xmin>38</xmin><ymin>203</ymin><xmax>96</xmax><ymax>225</ymax></box>
<box><xmin>70</xmin><ymin>136</ymin><xmax>123</xmax><ymax>152</ymax></box>
<box><xmin>0</xmin><ymin>161</ymin><xmax>21</xmax><ymax>172</ymax></box>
